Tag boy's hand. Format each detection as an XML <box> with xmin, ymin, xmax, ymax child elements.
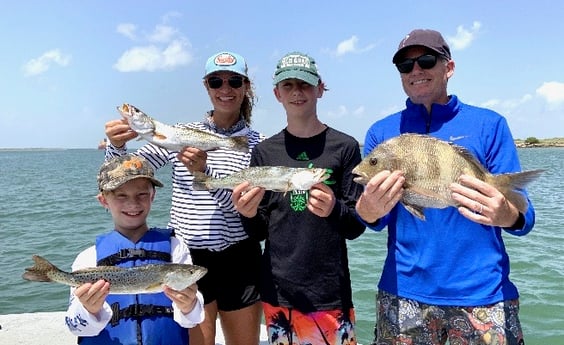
<box><xmin>163</xmin><ymin>284</ymin><xmax>198</xmax><ymax>314</ymax></box>
<box><xmin>232</xmin><ymin>182</ymin><xmax>265</xmax><ymax>218</ymax></box>
<box><xmin>308</xmin><ymin>182</ymin><xmax>336</xmax><ymax>217</ymax></box>
<box><xmin>74</xmin><ymin>279</ymin><xmax>110</xmax><ymax>315</ymax></box>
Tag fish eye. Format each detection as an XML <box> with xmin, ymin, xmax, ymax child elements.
<box><xmin>369</xmin><ymin>157</ymin><xmax>378</xmax><ymax>166</ymax></box>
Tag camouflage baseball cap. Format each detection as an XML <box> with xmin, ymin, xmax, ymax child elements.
<box><xmin>97</xmin><ymin>155</ymin><xmax>163</xmax><ymax>192</ymax></box>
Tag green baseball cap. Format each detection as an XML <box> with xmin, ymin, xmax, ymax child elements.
<box><xmin>97</xmin><ymin>155</ymin><xmax>163</xmax><ymax>192</ymax></box>
<box><xmin>273</xmin><ymin>52</ymin><xmax>320</xmax><ymax>86</ymax></box>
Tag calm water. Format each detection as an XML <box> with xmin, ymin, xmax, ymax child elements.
<box><xmin>1</xmin><ymin>148</ymin><xmax>562</xmax><ymax>344</ymax></box>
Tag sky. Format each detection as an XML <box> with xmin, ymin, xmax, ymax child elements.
<box><xmin>1</xmin><ymin>0</ymin><xmax>563</xmax><ymax>149</ymax></box>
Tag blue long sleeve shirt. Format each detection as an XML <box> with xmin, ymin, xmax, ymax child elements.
<box><xmin>363</xmin><ymin>95</ymin><xmax>535</xmax><ymax>306</ymax></box>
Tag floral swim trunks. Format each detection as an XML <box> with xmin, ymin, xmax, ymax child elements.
<box><xmin>263</xmin><ymin>302</ymin><xmax>357</xmax><ymax>345</ymax></box>
<box><xmin>373</xmin><ymin>290</ymin><xmax>524</xmax><ymax>345</ymax></box>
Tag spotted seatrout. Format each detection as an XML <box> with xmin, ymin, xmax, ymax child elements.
<box><xmin>192</xmin><ymin>166</ymin><xmax>331</xmax><ymax>193</ymax></box>
<box><xmin>22</xmin><ymin>255</ymin><xmax>207</xmax><ymax>294</ymax></box>
<box><xmin>353</xmin><ymin>133</ymin><xmax>544</xmax><ymax>220</ymax></box>
<box><xmin>117</xmin><ymin>103</ymin><xmax>249</xmax><ymax>152</ymax></box>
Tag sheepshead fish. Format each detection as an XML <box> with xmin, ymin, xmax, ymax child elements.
<box><xmin>192</xmin><ymin>166</ymin><xmax>330</xmax><ymax>193</ymax></box>
<box><xmin>117</xmin><ymin>103</ymin><xmax>249</xmax><ymax>152</ymax></box>
<box><xmin>353</xmin><ymin>133</ymin><xmax>544</xmax><ymax>220</ymax></box>
<box><xmin>22</xmin><ymin>255</ymin><xmax>207</xmax><ymax>294</ymax></box>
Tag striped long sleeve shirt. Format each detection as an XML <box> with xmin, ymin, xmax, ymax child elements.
<box><xmin>105</xmin><ymin>121</ymin><xmax>265</xmax><ymax>251</ymax></box>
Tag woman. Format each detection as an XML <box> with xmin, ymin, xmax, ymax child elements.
<box><xmin>104</xmin><ymin>51</ymin><xmax>264</xmax><ymax>345</ymax></box>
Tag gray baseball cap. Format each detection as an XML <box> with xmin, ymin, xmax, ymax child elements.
<box><xmin>393</xmin><ymin>29</ymin><xmax>451</xmax><ymax>63</ymax></box>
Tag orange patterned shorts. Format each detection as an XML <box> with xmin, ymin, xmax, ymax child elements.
<box><xmin>263</xmin><ymin>302</ymin><xmax>357</xmax><ymax>345</ymax></box>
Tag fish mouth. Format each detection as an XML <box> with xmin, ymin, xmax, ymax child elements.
<box><xmin>352</xmin><ymin>172</ymin><xmax>369</xmax><ymax>185</ymax></box>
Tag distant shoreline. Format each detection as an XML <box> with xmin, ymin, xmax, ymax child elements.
<box><xmin>2</xmin><ymin>138</ymin><xmax>563</xmax><ymax>151</ymax></box>
<box><xmin>514</xmin><ymin>137</ymin><xmax>564</xmax><ymax>148</ymax></box>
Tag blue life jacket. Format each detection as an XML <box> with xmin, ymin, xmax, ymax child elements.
<box><xmin>78</xmin><ymin>228</ymin><xmax>189</xmax><ymax>345</ymax></box>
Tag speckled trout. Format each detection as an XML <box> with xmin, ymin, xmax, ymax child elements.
<box><xmin>117</xmin><ymin>103</ymin><xmax>249</xmax><ymax>152</ymax></box>
<box><xmin>192</xmin><ymin>166</ymin><xmax>331</xmax><ymax>192</ymax></box>
<box><xmin>22</xmin><ymin>255</ymin><xmax>207</xmax><ymax>294</ymax></box>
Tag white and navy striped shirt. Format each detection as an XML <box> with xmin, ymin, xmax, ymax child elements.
<box><xmin>105</xmin><ymin>121</ymin><xmax>265</xmax><ymax>251</ymax></box>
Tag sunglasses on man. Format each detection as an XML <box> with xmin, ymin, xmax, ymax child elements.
<box><xmin>395</xmin><ymin>54</ymin><xmax>441</xmax><ymax>74</ymax></box>
<box><xmin>206</xmin><ymin>75</ymin><xmax>246</xmax><ymax>89</ymax></box>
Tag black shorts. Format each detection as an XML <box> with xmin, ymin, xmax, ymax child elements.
<box><xmin>190</xmin><ymin>238</ymin><xmax>262</xmax><ymax>311</ymax></box>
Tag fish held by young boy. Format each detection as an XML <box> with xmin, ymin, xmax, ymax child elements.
<box><xmin>22</xmin><ymin>255</ymin><xmax>207</xmax><ymax>294</ymax></box>
<box><xmin>192</xmin><ymin>166</ymin><xmax>330</xmax><ymax>193</ymax></box>
<box><xmin>117</xmin><ymin>103</ymin><xmax>249</xmax><ymax>153</ymax></box>
<box><xmin>352</xmin><ymin>133</ymin><xmax>544</xmax><ymax>220</ymax></box>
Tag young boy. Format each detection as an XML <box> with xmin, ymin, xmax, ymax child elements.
<box><xmin>64</xmin><ymin>155</ymin><xmax>204</xmax><ymax>345</ymax></box>
<box><xmin>232</xmin><ymin>52</ymin><xmax>365</xmax><ymax>344</ymax></box>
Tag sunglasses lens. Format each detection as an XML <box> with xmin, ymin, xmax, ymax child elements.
<box><xmin>418</xmin><ymin>55</ymin><xmax>438</xmax><ymax>69</ymax></box>
<box><xmin>228</xmin><ymin>76</ymin><xmax>244</xmax><ymax>88</ymax></box>
<box><xmin>207</xmin><ymin>76</ymin><xmax>245</xmax><ymax>89</ymax></box>
<box><xmin>207</xmin><ymin>77</ymin><xmax>223</xmax><ymax>89</ymax></box>
<box><xmin>396</xmin><ymin>60</ymin><xmax>415</xmax><ymax>73</ymax></box>
<box><xmin>396</xmin><ymin>55</ymin><xmax>438</xmax><ymax>73</ymax></box>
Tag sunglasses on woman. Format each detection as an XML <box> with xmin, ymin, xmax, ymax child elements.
<box><xmin>206</xmin><ymin>75</ymin><xmax>245</xmax><ymax>89</ymax></box>
<box><xmin>395</xmin><ymin>54</ymin><xmax>439</xmax><ymax>73</ymax></box>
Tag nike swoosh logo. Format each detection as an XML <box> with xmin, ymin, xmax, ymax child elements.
<box><xmin>449</xmin><ymin>135</ymin><xmax>467</xmax><ymax>141</ymax></box>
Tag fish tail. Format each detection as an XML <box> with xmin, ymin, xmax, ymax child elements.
<box><xmin>22</xmin><ymin>255</ymin><xmax>60</xmax><ymax>282</ymax></box>
<box><xmin>230</xmin><ymin>135</ymin><xmax>249</xmax><ymax>153</ymax></box>
<box><xmin>192</xmin><ymin>171</ymin><xmax>211</xmax><ymax>190</ymax></box>
<box><xmin>490</xmin><ymin>169</ymin><xmax>544</xmax><ymax>213</ymax></box>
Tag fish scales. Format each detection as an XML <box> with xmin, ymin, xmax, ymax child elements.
<box><xmin>117</xmin><ymin>103</ymin><xmax>249</xmax><ymax>153</ymax></box>
<box><xmin>352</xmin><ymin>133</ymin><xmax>544</xmax><ymax>220</ymax></box>
<box><xmin>22</xmin><ymin>255</ymin><xmax>207</xmax><ymax>294</ymax></box>
<box><xmin>192</xmin><ymin>166</ymin><xmax>330</xmax><ymax>192</ymax></box>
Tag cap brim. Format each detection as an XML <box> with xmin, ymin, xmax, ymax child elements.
<box><xmin>204</xmin><ymin>66</ymin><xmax>248</xmax><ymax>78</ymax></box>
<box><xmin>101</xmin><ymin>175</ymin><xmax>163</xmax><ymax>191</ymax></box>
<box><xmin>392</xmin><ymin>45</ymin><xmax>445</xmax><ymax>63</ymax></box>
<box><xmin>273</xmin><ymin>70</ymin><xmax>319</xmax><ymax>86</ymax></box>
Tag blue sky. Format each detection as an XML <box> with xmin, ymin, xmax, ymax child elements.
<box><xmin>2</xmin><ymin>0</ymin><xmax>563</xmax><ymax>149</ymax></box>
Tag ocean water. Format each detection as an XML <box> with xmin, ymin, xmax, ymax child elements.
<box><xmin>0</xmin><ymin>148</ymin><xmax>562</xmax><ymax>345</ymax></box>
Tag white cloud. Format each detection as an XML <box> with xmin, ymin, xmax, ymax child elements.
<box><xmin>352</xmin><ymin>106</ymin><xmax>365</xmax><ymax>116</ymax></box>
<box><xmin>22</xmin><ymin>49</ymin><xmax>71</xmax><ymax>77</ymax></box>
<box><xmin>447</xmin><ymin>21</ymin><xmax>482</xmax><ymax>51</ymax></box>
<box><xmin>113</xmin><ymin>20</ymin><xmax>193</xmax><ymax>72</ymax></box>
<box><xmin>148</xmin><ymin>25</ymin><xmax>177</xmax><ymax>43</ymax></box>
<box><xmin>326</xmin><ymin>105</ymin><xmax>365</xmax><ymax>119</ymax></box>
<box><xmin>335</xmin><ymin>36</ymin><xmax>375</xmax><ymax>56</ymax></box>
<box><xmin>327</xmin><ymin>105</ymin><xmax>348</xmax><ymax>118</ymax></box>
<box><xmin>117</xmin><ymin>23</ymin><xmax>137</xmax><ymax>40</ymax></box>
<box><xmin>114</xmin><ymin>39</ymin><xmax>192</xmax><ymax>72</ymax></box>
<box><xmin>481</xmin><ymin>94</ymin><xmax>532</xmax><ymax>111</ymax></box>
<box><xmin>536</xmin><ymin>81</ymin><xmax>564</xmax><ymax>105</ymax></box>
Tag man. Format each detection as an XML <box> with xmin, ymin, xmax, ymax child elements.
<box><xmin>356</xmin><ymin>29</ymin><xmax>531</xmax><ymax>345</ymax></box>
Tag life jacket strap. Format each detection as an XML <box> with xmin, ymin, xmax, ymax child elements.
<box><xmin>110</xmin><ymin>302</ymin><xmax>174</xmax><ymax>327</ymax></box>
<box><xmin>97</xmin><ymin>249</ymin><xmax>171</xmax><ymax>266</ymax></box>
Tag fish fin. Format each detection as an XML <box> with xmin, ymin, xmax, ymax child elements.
<box><xmin>145</xmin><ymin>282</ymin><xmax>164</xmax><ymax>293</ymax></box>
<box><xmin>153</xmin><ymin>131</ymin><xmax>168</xmax><ymax>141</ymax></box>
<box><xmin>192</xmin><ymin>171</ymin><xmax>210</xmax><ymax>190</ymax></box>
<box><xmin>22</xmin><ymin>255</ymin><xmax>60</xmax><ymax>282</ymax></box>
<box><xmin>404</xmin><ymin>188</ymin><xmax>451</xmax><ymax>209</ymax></box>
<box><xmin>230</xmin><ymin>135</ymin><xmax>249</xmax><ymax>153</ymax></box>
<box><xmin>451</xmin><ymin>144</ymin><xmax>490</xmax><ymax>175</ymax></box>
<box><xmin>490</xmin><ymin>169</ymin><xmax>544</xmax><ymax>213</ymax></box>
<box><xmin>403</xmin><ymin>203</ymin><xmax>426</xmax><ymax>221</ymax></box>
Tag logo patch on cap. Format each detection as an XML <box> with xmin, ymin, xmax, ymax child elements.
<box><xmin>400</xmin><ymin>34</ymin><xmax>411</xmax><ymax>48</ymax></box>
<box><xmin>214</xmin><ymin>53</ymin><xmax>237</xmax><ymax>66</ymax></box>
<box><xmin>278</xmin><ymin>54</ymin><xmax>312</xmax><ymax>69</ymax></box>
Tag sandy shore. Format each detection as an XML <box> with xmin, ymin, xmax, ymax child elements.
<box><xmin>0</xmin><ymin>311</ymin><xmax>268</xmax><ymax>345</ymax></box>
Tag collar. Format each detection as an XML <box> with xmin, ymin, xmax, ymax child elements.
<box><xmin>203</xmin><ymin>111</ymin><xmax>248</xmax><ymax>136</ymax></box>
<box><xmin>405</xmin><ymin>94</ymin><xmax>460</xmax><ymax>122</ymax></box>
